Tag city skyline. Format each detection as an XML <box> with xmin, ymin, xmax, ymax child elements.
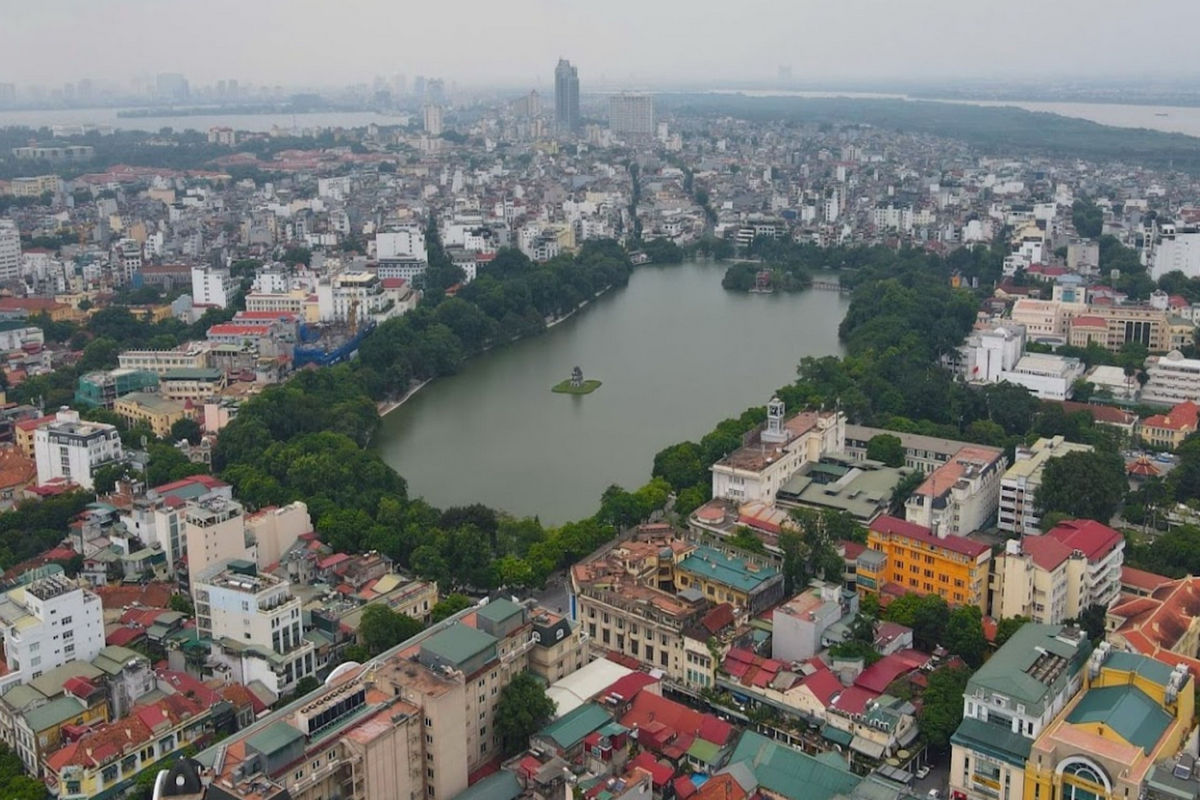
<box><xmin>2</xmin><ymin>0</ymin><xmax>1200</xmax><ymax>90</ymax></box>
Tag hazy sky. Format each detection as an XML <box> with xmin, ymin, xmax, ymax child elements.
<box><xmin>3</xmin><ymin>0</ymin><xmax>1199</xmax><ymax>90</ymax></box>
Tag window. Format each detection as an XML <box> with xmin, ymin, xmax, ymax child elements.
<box><xmin>425</xmin><ymin>717</ymin><xmax>433</xmax><ymax>727</ymax></box>
<box><xmin>61</xmin><ymin>616</ymin><xmax>72</xmax><ymax>625</ymax></box>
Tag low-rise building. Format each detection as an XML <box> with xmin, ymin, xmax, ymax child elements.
<box><xmin>771</xmin><ymin>582</ymin><xmax>854</xmax><ymax>662</ymax></box>
<box><xmin>118</xmin><ymin>346</ymin><xmax>210</xmax><ymax>376</ymax></box>
<box><xmin>73</xmin><ymin>369</ymin><xmax>160</xmax><ymax>409</ymax></box>
<box><xmin>159</xmin><ymin>368</ymin><xmax>227</xmax><ymax>403</ymax></box>
<box><xmin>991</xmin><ymin>519</ymin><xmax>1125</xmax><ymax>624</ymax></box>
<box><xmin>950</xmin><ymin>624</ymin><xmax>1092</xmax><ymax>800</ymax></box>
<box><xmin>858</xmin><ymin>515</ymin><xmax>991</xmax><ymax>611</ymax></box>
<box><xmin>1142</xmin><ymin>350</ymin><xmax>1200</xmax><ymax>406</ymax></box>
<box><xmin>998</xmin><ymin>437</ymin><xmax>1094</xmax><ymax>536</ymax></box>
<box><xmin>1025</xmin><ymin>647</ymin><xmax>1194</xmax><ymax>800</ymax></box>
<box><xmin>997</xmin><ymin>353</ymin><xmax>1086</xmax><ymax>401</ymax></box>
<box><xmin>1107</xmin><ymin>577</ymin><xmax>1200</xmax><ymax>678</ymax></box>
<box><xmin>710</xmin><ymin>400</ymin><xmax>844</xmax><ymax>505</ymax></box>
<box><xmin>113</xmin><ymin>391</ymin><xmax>188</xmax><ymax>438</ymax></box>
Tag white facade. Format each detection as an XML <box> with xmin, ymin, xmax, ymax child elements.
<box><xmin>195</xmin><ymin>567</ymin><xmax>315</xmax><ymax>696</ymax></box>
<box><xmin>121</xmin><ymin>480</ymin><xmax>234</xmax><ymax>575</ymax></box>
<box><xmin>1151</xmin><ymin>231</ymin><xmax>1200</xmax><ymax>280</ymax></box>
<box><xmin>33</xmin><ymin>409</ymin><xmax>124</xmax><ymax>490</ymax></box>
<box><xmin>958</xmin><ymin>324</ymin><xmax>1025</xmax><ymax>383</ymax></box>
<box><xmin>113</xmin><ymin>238</ymin><xmax>142</xmax><ymax>285</ymax></box>
<box><xmin>0</xmin><ymin>219</ymin><xmax>20</xmax><ymax>283</ymax></box>
<box><xmin>191</xmin><ymin>265</ymin><xmax>235</xmax><ymax>308</ymax></box>
<box><xmin>315</xmin><ymin>271</ymin><xmax>393</xmax><ymax>324</ymax></box>
<box><xmin>375</xmin><ymin>227</ymin><xmax>427</xmax><ymax>261</ymax></box>
<box><xmin>423</xmin><ymin>104</ymin><xmax>444</xmax><ymax>136</ymax></box>
<box><xmin>0</xmin><ymin>575</ymin><xmax>105</xmax><ymax>693</ymax></box>
<box><xmin>997</xmin><ymin>353</ymin><xmax>1085</xmax><ymax>400</ymax></box>
<box><xmin>997</xmin><ymin>437</ymin><xmax>1094</xmax><ymax>535</ymax></box>
<box><xmin>185</xmin><ymin>496</ymin><xmax>252</xmax><ymax>590</ymax></box>
<box><xmin>1142</xmin><ymin>350</ymin><xmax>1200</xmax><ymax>405</ymax></box>
<box><xmin>608</xmin><ymin>94</ymin><xmax>655</xmax><ymax>137</ymax></box>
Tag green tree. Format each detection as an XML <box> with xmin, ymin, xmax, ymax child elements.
<box><xmin>358</xmin><ymin>604</ymin><xmax>424</xmax><ymax>655</ymax></box>
<box><xmin>170</xmin><ymin>417</ymin><xmax>203</xmax><ymax>445</ymax></box>
<box><xmin>1071</xmin><ymin>199</ymin><xmax>1103</xmax><ymax>239</ymax></box>
<box><xmin>494</xmin><ymin>671</ymin><xmax>557</xmax><ymax>757</ymax></box>
<box><xmin>920</xmin><ymin>667</ymin><xmax>972</xmax><ymax>753</ymax></box>
<box><xmin>168</xmin><ymin>594</ymin><xmax>194</xmax><ymax>616</ymax></box>
<box><xmin>883</xmin><ymin>593</ymin><xmax>948</xmax><ymax>651</ymax></box>
<box><xmin>890</xmin><ymin>471</ymin><xmax>924</xmax><ymax>514</ymax></box>
<box><xmin>866</xmin><ymin>434</ymin><xmax>905</xmax><ymax>467</ymax></box>
<box><xmin>430</xmin><ymin>594</ymin><xmax>474</xmax><ymax>623</ymax></box>
<box><xmin>0</xmin><ymin>742</ymin><xmax>47</xmax><ymax>800</ymax></box>
<box><xmin>1072</xmin><ymin>603</ymin><xmax>1108</xmax><ymax>643</ymax></box>
<box><xmin>1035</xmin><ymin>450</ymin><xmax>1126</xmax><ymax>524</ymax></box>
<box><xmin>728</xmin><ymin>526</ymin><xmax>766</xmax><ymax>554</ymax></box>
<box><xmin>945</xmin><ymin>605</ymin><xmax>987</xmax><ymax>667</ymax></box>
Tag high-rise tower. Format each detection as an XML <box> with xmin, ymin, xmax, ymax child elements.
<box><xmin>554</xmin><ymin>58</ymin><xmax>580</xmax><ymax>133</ymax></box>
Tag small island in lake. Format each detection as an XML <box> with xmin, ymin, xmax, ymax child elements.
<box><xmin>553</xmin><ymin>366</ymin><xmax>602</xmax><ymax>395</ymax></box>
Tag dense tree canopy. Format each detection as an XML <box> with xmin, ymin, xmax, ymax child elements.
<box><xmin>1035</xmin><ymin>450</ymin><xmax>1126</xmax><ymax>525</ymax></box>
<box><xmin>495</xmin><ymin>672</ymin><xmax>557</xmax><ymax>757</ymax></box>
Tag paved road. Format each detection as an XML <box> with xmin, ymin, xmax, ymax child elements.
<box><xmin>533</xmin><ymin>574</ymin><xmax>570</xmax><ymax>617</ymax></box>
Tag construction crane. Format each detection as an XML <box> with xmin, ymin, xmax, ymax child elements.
<box><xmin>347</xmin><ymin>298</ymin><xmax>360</xmax><ymax>336</ymax></box>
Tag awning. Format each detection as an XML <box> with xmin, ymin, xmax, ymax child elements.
<box><xmin>822</xmin><ymin>725</ymin><xmax>854</xmax><ymax>747</ymax></box>
<box><xmin>851</xmin><ymin>735</ymin><xmax>887</xmax><ymax>759</ymax></box>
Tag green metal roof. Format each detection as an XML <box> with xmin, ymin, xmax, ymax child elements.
<box><xmin>1</xmin><ymin>684</ymin><xmax>45</xmax><ymax>711</ymax></box>
<box><xmin>92</xmin><ymin>645</ymin><xmax>146</xmax><ymax>676</ymax></box>
<box><xmin>162</xmin><ymin>368</ymin><xmax>224</xmax><ymax>380</ymax></box>
<box><xmin>679</xmin><ymin>545</ymin><xmax>779</xmax><ymax>593</ymax></box>
<box><xmin>1066</xmin><ymin>685</ymin><xmax>1172</xmax><ymax>754</ymax></box>
<box><xmin>965</xmin><ymin>624</ymin><xmax>1090</xmax><ymax>714</ymax></box>
<box><xmin>247</xmin><ymin>721</ymin><xmax>305</xmax><ymax>758</ymax></box>
<box><xmin>22</xmin><ymin>695</ymin><xmax>88</xmax><ymax>732</ymax></box>
<box><xmin>29</xmin><ymin>661</ymin><xmax>104</xmax><ymax>697</ymax></box>
<box><xmin>477</xmin><ymin>597</ymin><xmax>523</xmax><ymax>625</ymax></box>
<box><xmin>821</xmin><ymin>724</ymin><xmax>854</xmax><ymax>747</ymax></box>
<box><xmin>687</xmin><ymin>737</ymin><xmax>722</xmax><ymax>765</ymax></box>
<box><xmin>420</xmin><ymin>624</ymin><xmax>497</xmax><ymax>670</ymax></box>
<box><xmin>727</xmin><ymin>730</ymin><xmax>861</xmax><ymax>800</ymax></box>
<box><xmin>535</xmin><ymin>702</ymin><xmax>610</xmax><ymax>751</ymax></box>
<box><xmin>1104</xmin><ymin>651</ymin><xmax>1174</xmax><ymax>686</ymax></box>
<box><xmin>951</xmin><ymin>717</ymin><xmax>1032</xmax><ymax>767</ymax></box>
<box><xmin>450</xmin><ymin>770</ymin><xmax>521</xmax><ymax>800</ymax></box>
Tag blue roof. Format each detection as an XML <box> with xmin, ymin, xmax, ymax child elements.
<box><xmin>679</xmin><ymin>546</ymin><xmax>779</xmax><ymax>593</ymax></box>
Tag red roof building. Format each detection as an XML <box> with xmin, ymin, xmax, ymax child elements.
<box><xmin>1108</xmin><ymin>577</ymin><xmax>1200</xmax><ymax>679</ymax></box>
<box><xmin>1141</xmin><ymin>401</ymin><xmax>1200</xmax><ymax>450</ymax></box>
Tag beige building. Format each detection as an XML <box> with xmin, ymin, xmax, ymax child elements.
<box><xmin>991</xmin><ymin>520</ymin><xmax>1125</xmax><ymax>624</ymax></box>
<box><xmin>117</xmin><ymin>346</ymin><xmax>210</xmax><ymax>375</ymax></box>
<box><xmin>246</xmin><ymin>501</ymin><xmax>312</xmax><ymax>569</ymax></box>
<box><xmin>197</xmin><ymin>598</ymin><xmax>585</xmax><ymax>800</ymax></box>
<box><xmin>112</xmin><ymin>391</ymin><xmax>188</xmax><ymax>438</ymax></box>
<box><xmin>185</xmin><ymin>496</ymin><xmax>252</xmax><ymax>591</ymax></box>
<box><xmin>1010</xmin><ymin>298</ymin><xmax>1086</xmax><ymax>341</ymax></box>
<box><xmin>904</xmin><ymin>444</ymin><xmax>1006</xmax><ymax>537</ymax></box>
<box><xmin>997</xmin><ymin>437</ymin><xmax>1093</xmax><ymax>535</ymax></box>
<box><xmin>245</xmin><ymin>290</ymin><xmax>308</xmax><ymax>316</ymax></box>
<box><xmin>1067</xmin><ymin>305</ymin><xmax>1172</xmax><ymax>353</ymax></box>
<box><xmin>159</xmin><ymin>368</ymin><xmax>227</xmax><ymax>402</ymax></box>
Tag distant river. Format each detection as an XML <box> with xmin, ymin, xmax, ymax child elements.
<box><xmin>714</xmin><ymin>90</ymin><xmax>1200</xmax><ymax>137</ymax></box>
<box><xmin>3</xmin><ymin>96</ymin><xmax>1200</xmax><ymax>137</ymax></box>
<box><xmin>374</xmin><ymin>261</ymin><xmax>849</xmax><ymax>524</ymax></box>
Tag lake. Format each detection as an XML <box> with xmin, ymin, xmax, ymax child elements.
<box><xmin>373</xmin><ymin>261</ymin><xmax>849</xmax><ymax>524</ymax></box>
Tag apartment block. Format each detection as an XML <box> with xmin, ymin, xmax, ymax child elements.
<box><xmin>1142</xmin><ymin>351</ymin><xmax>1200</xmax><ymax>406</ymax></box>
<box><xmin>196</xmin><ymin>561</ymin><xmax>315</xmax><ymax>697</ymax></box>
<box><xmin>991</xmin><ymin>520</ymin><xmax>1125</xmax><ymax>624</ymax></box>
<box><xmin>196</xmin><ymin>598</ymin><xmax>578</xmax><ymax>800</ymax></box>
<box><xmin>118</xmin><ymin>346</ymin><xmax>211</xmax><ymax>376</ymax></box>
<box><xmin>950</xmin><ymin>624</ymin><xmax>1092</xmax><ymax>800</ymax></box>
<box><xmin>904</xmin><ymin>444</ymin><xmax>1006</xmax><ymax>537</ymax></box>
<box><xmin>0</xmin><ymin>575</ymin><xmax>105</xmax><ymax>694</ymax></box>
<box><xmin>997</xmin><ymin>437</ymin><xmax>1095</xmax><ymax>536</ymax></box>
<box><xmin>159</xmin><ymin>368</ymin><xmax>227</xmax><ymax>403</ymax></box>
<box><xmin>33</xmin><ymin>408</ymin><xmax>124</xmax><ymax>490</ymax></box>
<box><xmin>711</xmin><ymin>400</ymin><xmax>844</xmax><ymax>504</ymax></box>
<box><xmin>185</xmin><ymin>495</ymin><xmax>253</xmax><ymax>591</ymax></box>
<box><xmin>858</xmin><ymin>516</ymin><xmax>991</xmax><ymax>611</ymax></box>
<box><xmin>116</xmin><ymin>475</ymin><xmax>232</xmax><ymax>576</ymax></box>
<box><xmin>73</xmin><ymin>368</ymin><xmax>160</xmax><ymax>409</ymax></box>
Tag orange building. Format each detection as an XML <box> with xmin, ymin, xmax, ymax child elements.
<box><xmin>857</xmin><ymin>515</ymin><xmax>991</xmax><ymax>611</ymax></box>
<box><xmin>1139</xmin><ymin>400</ymin><xmax>1200</xmax><ymax>450</ymax></box>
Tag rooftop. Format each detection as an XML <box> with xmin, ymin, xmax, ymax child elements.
<box><xmin>678</xmin><ymin>545</ymin><xmax>778</xmax><ymax>594</ymax></box>
<box><xmin>1066</xmin><ymin>683</ymin><xmax>1172</xmax><ymax>755</ymax></box>
<box><xmin>967</xmin><ymin>623</ymin><xmax>1089</xmax><ymax>710</ymax></box>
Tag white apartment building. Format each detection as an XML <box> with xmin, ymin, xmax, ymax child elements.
<box><xmin>185</xmin><ymin>496</ymin><xmax>253</xmax><ymax>591</ymax></box>
<box><xmin>997</xmin><ymin>437</ymin><xmax>1094</xmax><ymax>535</ymax></box>
<box><xmin>0</xmin><ymin>219</ymin><xmax>20</xmax><ymax>284</ymax></box>
<box><xmin>954</xmin><ymin>323</ymin><xmax>1025</xmax><ymax>383</ymax></box>
<box><xmin>997</xmin><ymin>353</ymin><xmax>1085</xmax><ymax>400</ymax></box>
<box><xmin>608</xmin><ymin>94</ymin><xmax>655</xmax><ymax>137</ymax></box>
<box><xmin>1142</xmin><ymin>349</ymin><xmax>1200</xmax><ymax>406</ymax></box>
<box><xmin>375</xmin><ymin>226</ymin><xmax>427</xmax><ymax>261</ymax></box>
<box><xmin>0</xmin><ymin>575</ymin><xmax>105</xmax><ymax>693</ymax></box>
<box><xmin>33</xmin><ymin>408</ymin><xmax>124</xmax><ymax>490</ymax></box>
<box><xmin>191</xmin><ymin>265</ymin><xmax>235</xmax><ymax>308</ymax></box>
<box><xmin>118</xmin><ymin>346</ymin><xmax>210</xmax><ymax>375</ymax></box>
<box><xmin>315</xmin><ymin>271</ymin><xmax>392</xmax><ymax>324</ymax></box>
<box><xmin>252</xmin><ymin>265</ymin><xmax>291</xmax><ymax>294</ymax></box>
<box><xmin>991</xmin><ymin>520</ymin><xmax>1124</xmax><ymax>624</ymax></box>
<box><xmin>113</xmin><ymin>237</ymin><xmax>142</xmax><ymax>285</ymax></box>
<box><xmin>1150</xmin><ymin>230</ymin><xmax>1200</xmax><ymax>280</ymax></box>
<box><xmin>904</xmin><ymin>445</ymin><xmax>1007</xmax><ymax>537</ymax></box>
<box><xmin>196</xmin><ymin>564</ymin><xmax>315</xmax><ymax>697</ymax></box>
<box><xmin>711</xmin><ymin>400</ymin><xmax>845</xmax><ymax>504</ymax></box>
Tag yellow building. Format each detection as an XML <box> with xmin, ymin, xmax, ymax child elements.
<box><xmin>112</xmin><ymin>391</ymin><xmax>188</xmax><ymax>438</ymax></box>
<box><xmin>1024</xmin><ymin>646</ymin><xmax>1193</xmax><ymax>800</ymax></box>
<box><xmin>859</xmin><ymin>515</ymin><xmax>991</xmax><ymax>611</ymax></box>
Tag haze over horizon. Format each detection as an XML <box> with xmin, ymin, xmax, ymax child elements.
<box><xmin>3</xmin><ymin>0</ymin><xmax>1200</xmax><ymax>92</ymax></box>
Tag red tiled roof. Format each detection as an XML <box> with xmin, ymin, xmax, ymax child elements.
<box><xmin>620</xmin><ymin>691</ymin><xmax>731</xmax><ymax>746</ymax></box>
<box><xmin>628</xmin><ymin>752</ymin><xmax>674</xmax><ymax>787</ymax></box>
<box><xmin>601</xmin><ymin>671</ymin><xmax>659</xmax><ymax>704</ymax></box>
<box><xmin>700</xmin><ymin>603</ymin><xmax>734</xmax><ymax>635</ymax></box>
<box><xmin>854</xmin><ymin>649</ymin><xmax>929</xmax><ymax>693</ymax></box>
<box><xmin>1121</xmin><ymin>565</ymin><xmax>1170</xmax><ymax>594</ymax></box>
<box><xmin>1021</xmin><ymin>535</ymin><xmax>1074</xmax><ymax>571</ymax></box>
<box><xmin>830</xmin><ymin>685</ymin><xmax>875</xmax><ymax>715</ymax></box>
<box><xmin>800</xmin><ymin>667</ymin><xmax>842</xmax><ymax>705</ymax></box>
<box><xmin>1045</xmin><ymin>519</ymin><xmax>1123</xmax><ymax>561</ymax></box>
<box><xmin>1143</xmin><ymin>401</ymin><xmax>1200</xmax><ymax>433</ymax></box>
<box><xmin>870</xmin><ymin>515</ymin><xmax>990</xmax><ymax>558</ymax></box>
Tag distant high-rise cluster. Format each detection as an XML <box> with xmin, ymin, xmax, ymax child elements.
<box><xmin>608</xmin><ymin>93</ymin><xmax>654</xmax><ymax>137</ymax></box>
<box><xmin>554</xmin><ymin>58</ymin><xmax>580</xmax><ymax>133</ymax></box>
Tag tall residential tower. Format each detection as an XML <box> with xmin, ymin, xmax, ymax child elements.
<box><xmin>554</xmin><ymin>58</ymin><xmax>580</xmax><ymax>133</ymax></box>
